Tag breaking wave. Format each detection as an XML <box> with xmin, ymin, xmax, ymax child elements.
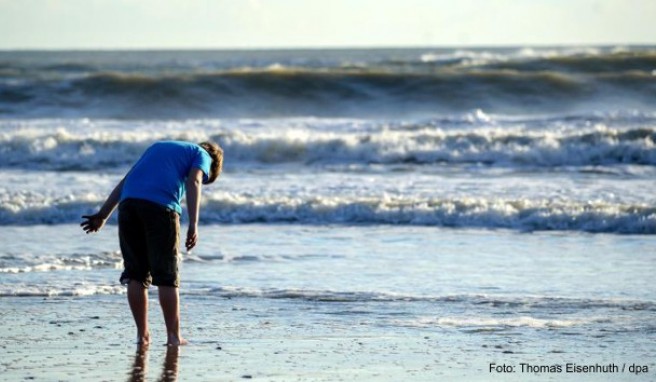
<box><xmin>2</xmin><ymin>49</ymin><xmax>655</xmax><ymax>118</ymax></box>
<box><xmin>1</xmin><ymin>192</ymin><xmax>653</xmax><ymax>233</ymax></box>
<box><xmin>1</xmin><ymin>123</ymin><xmax>654</xmax><ymax>170</ymax></box>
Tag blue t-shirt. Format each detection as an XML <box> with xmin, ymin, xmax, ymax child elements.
<box><xmin>120</xmin><ymin>141</ymin><xmax>211</xmax><ymax>214</ymax></box>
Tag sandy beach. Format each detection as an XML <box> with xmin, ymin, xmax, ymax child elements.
<box><xmin>1</xmin><ymin>294</ymin><xmax>459</xmax><ymax>381</ymax></box>
<box><xmin>3</xmin><ymin>291</ymin><xmax>654</xmax><ymax>381</ymax></box>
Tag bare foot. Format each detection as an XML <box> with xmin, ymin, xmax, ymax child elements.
<box><xmin>137</xmin><ymin>332</ymin><xmax>151</xmax><ymax>346</ymax></box>
<box><xmin>166</xmin><ymin>335</ymin><xmax>188</xmax><ymax>346</ymax></box>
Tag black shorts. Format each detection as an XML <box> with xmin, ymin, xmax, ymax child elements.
<box><xmin>118</xmin><ymin>198</ymin><xmax>180</xmax><ymax>288</ymax></box>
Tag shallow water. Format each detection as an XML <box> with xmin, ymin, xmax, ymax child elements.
<box><xmin>1</xmin><ymin>224</ymin><xmax>654</xmax><ymax>380</ymax></box>
<box><xmin>3</xmin><ymin>224</ymin><xmax>655</xmax><ymax>334</ymax></box>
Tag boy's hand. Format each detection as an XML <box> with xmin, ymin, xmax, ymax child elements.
<box><xmin>81</xmin><ymin>213</ymin><xmax>106</xmax><ymax>234</ymax></box>
<box><xmin>186</xmin><ymin>225</ymin><xmax>198</xmax><ymax>251</ymax></box>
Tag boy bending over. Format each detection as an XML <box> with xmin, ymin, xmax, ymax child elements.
<box><xmin>81</xmin><ymin>141</ymin><xmax>223</xmax><ymax>346</ymax></box>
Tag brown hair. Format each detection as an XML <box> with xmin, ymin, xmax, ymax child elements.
<box><xmin>199</xmin><ymin>141</ymin><xmax>223</xmax><ymax>184</ymax></box>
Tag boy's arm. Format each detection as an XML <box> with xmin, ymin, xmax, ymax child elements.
<box><xmin>81</xmin><ymin>177</ymin><xmax>125</xmax><ymax>234</ymax></box>
<box><xmin>185</xmin><ymin>168</ymin><xmax>204</xmax><ymax>251</ymax></box>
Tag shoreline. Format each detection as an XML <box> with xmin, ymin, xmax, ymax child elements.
<box><xmin>3</xmin><ymin>293</ymin><xmax>654</xmax><ymax>381</ymax></box>
<box><xmin>2</xmin><ymin>224</ymin><xmax>654</xmax><ymax>381</ymax></box>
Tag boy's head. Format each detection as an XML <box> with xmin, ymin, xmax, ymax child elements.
<box><xmin>199</xmin><ymin>141</ymin><xmax>223</xmax><ymax>184</ymax></box>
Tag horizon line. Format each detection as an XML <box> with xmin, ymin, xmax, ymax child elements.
<box><xmin>1</xmin><ymin>42</ymin><xmax>654</xmax><ymax>52</ymax></box>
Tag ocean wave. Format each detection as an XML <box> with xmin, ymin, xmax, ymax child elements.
<box><xmin>0</xmin><ymin>251</ymin><xmax>122</xmax><ymax>274</ymax></box>
<box><xmin>214</xmin><ymin>126</ymin><xmax>656</xmax><ymax>167</ymax></box>
<box><xmin>2</xmin><ymin>49</ymin><xmax>656</xmax><ymax>118</ymax></box>
<box><xmin>184</xmin><ymin>252</ymin><xmax>329</xmax><ymax>264</ymax></box>
<box><xmin>0</xmin><ymin>249</ymin><xmax>320</xmax><ymax>275</ymax></box>
<box><xmin>3</xmin><ymin>281</ymin><xmax>653</xmax><ymax>317</ymax></box>
<box><xmin>1</xmin><ymin>192</ymin><xmax>653</xmax><ymax>234</ymax></box>
<box><xmin>411</xmin><ymin>48</ymin><xmax>656</xmax><ymax>73</ymax></box>
<box><xmin>1</xmin><ymin>124</ymin><xmax>655</xmax><ymax>170</ymax></box>
<box><xmin>195</xmin><ymin>286</ymin><xmax>656</xmax><ymax>312</ymax></box>
<box><xmin>200</xmin><ymin>196</ymin><xmax>656</xmax><ymax>233</ymax></box>
<box><xmin>5</xmin><ymin>47</ymin><xmax>655</xmax><ymax>77</ymax></box>
<box><xmin>0</xmin><ymin>284</ymin><xmax>124</xmax><ymax>298</ymax></box>
<box><xmin>404</xmin><ymin>316</ymin><xmax>605</xmax><ymax>330</ymax></box>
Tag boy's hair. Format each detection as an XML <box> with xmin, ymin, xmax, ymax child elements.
<box><xmin>199</xmin><ymin>141</ymin><xmax>223</xmax><ymax>184</ymax></box>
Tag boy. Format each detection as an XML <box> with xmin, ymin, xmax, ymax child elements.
<box><xmin>81</xmin><ymin>140</ymin><xmax>223</xmax><ymax>346</ymax></box>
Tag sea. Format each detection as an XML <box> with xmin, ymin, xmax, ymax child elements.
<box><xmin>1</xmin><ymin>47</ymin><xmax>655</xmax><ymax>379</ymax></box>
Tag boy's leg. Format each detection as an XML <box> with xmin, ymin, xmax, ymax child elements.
<box><xmin>127</xmin><ymin>280</ymin><xmax>150</xmax><ymax>344</ymax></box>
<box><xmin>158</xmin><ymin>286</ymin><xmax>187</xmax><ymax>346</ymax></box>
<box><xmin>119</xmin><ymin>200</ymin><xmax>152</xmax><ymax>344</ymax></box>
<box><xmin>136</xmin><ymin>200</ymin><xmax>184</xmax><ymax>345</ymax></box>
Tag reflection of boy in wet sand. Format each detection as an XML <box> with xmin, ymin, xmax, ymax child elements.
<box><xmin>129</xmin><ymin>345</ymin><xmax>180</xmax><ymax>382</ymax></box>
<box><xmin>82</xmin><ymin>141</ymin><xmax>223</xmax><ymax>346</ymax></box>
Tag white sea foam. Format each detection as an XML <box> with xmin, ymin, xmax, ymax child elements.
<box><xmin>1</xmin><ymin>190</ymin><xmax>653</xmax><ymax>233</ymax></box>
<box><xmin>1</xmin><ymin>119</ymin><xmax>654</xmax><ymax>169</ymax></box>
<box><xmin>0</xmin><ymin>116</ymin><xmax>654</xmax><ymax>234</ymax></box>
<box><xmin>0</xmin><ymin>284</ymin><xmax>124</xmax><ymax>297</ymax></box>
<box><xmin>0</xmin><ymin>251</ymin><xmax>122</xmax><ymax>274</ymax></box>
<box><xmin>200</xmin><ymin>195</ymin><xmax>655</xmax><ymax>233</ymax></box>
<box><xmin>411</xmin><ymin>316</ymin><xmax>595</xmax><ymax>329</ymax></box>
<box><xmin>419</xmin><ymin>50</ymin><xmax>509</xmax><ymax>67</ymax></box>
<box><xmin>184</xmin><ymin>287</ymin><xmax>656</xmax><ymax>312</ymax></box>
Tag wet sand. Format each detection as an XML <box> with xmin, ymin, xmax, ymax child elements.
<box><xmin>0</xmin><ymin>295</ymin><xmax>496</xmax><ymax>381</ymax></box>
<box><xmin>1</xmin><ymin>295</ymin><xmax>460</xmax><ymax>381</ymax></box>
<box><xmin>3</xmin><ymin>294</ymin><xmax>654</xmax><ymax>381</ymax></box>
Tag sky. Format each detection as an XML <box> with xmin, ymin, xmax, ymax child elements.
<box><xmin>0</xmin><ymin>0</ymin><xmax>654</xmax><ymax>49</ymax></box>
